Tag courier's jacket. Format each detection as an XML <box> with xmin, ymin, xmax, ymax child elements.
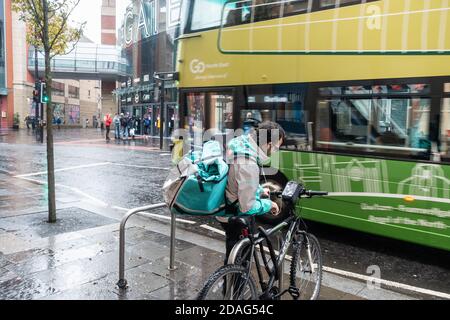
<box><xmin>217</xmin><ymin>134</ymin><xmax>272</xmax><ymax>219</ymax></box>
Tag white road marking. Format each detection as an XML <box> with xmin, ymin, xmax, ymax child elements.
<box><xmin>14</xmin><ymin>162</ymin><xmax>111</xmax><ymax>178</ymax></box>
<box><xmin>15</xmin><ymin>177</ymin><xmax>46</xmax><ymax>185</ymax></box>
<box><xmin>13</xmin><ymin>161</ymin><xmax>169</xmax><ymax>179</ymax></box>
<box><xmin>109</xmin><ymin>163</ymin><xmax>169</xmax><ymax>170</ymax></box>
<box><xmin>321</xmin><ymin>266</ymin><xmax>450</xmax><ymax>300</ymax></box>
<box><xmin>196</xmin><ymin>224</ymin><xmax>450</xmax><ymax>299</ymax></box>
<box><xmin>200</xmin><ymin>224</ymin><xmax>226</xmax><ymax>235</ymax></box>
<box><xmin>59</xmin><ymin>185</ymin><xmax>109</xmax><ymax>208</ymax></box>
<box><xmin>17</xmin><ymin>176</ymin><xmax>109</xmax><ymax>208</ymax></box>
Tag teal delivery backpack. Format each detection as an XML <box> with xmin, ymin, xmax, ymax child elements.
<box><xmin>163</xmin><ymin>140</ymin><xmax>230</xmax><ymax>216</ymax></box>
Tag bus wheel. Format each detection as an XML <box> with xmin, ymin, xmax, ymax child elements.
<box><xmin>258</xmin><ymin>174</ymin><xmax>289</xmax><ymax>225</ymax></box>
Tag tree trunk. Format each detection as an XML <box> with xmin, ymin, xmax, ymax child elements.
<box><xmin>43</xmin><ymin>0</ymin><xmax>56</xmax><ymax>223</ymax></box>
<box><xmin>45</xmin><ymin>52</ymin><xmax>56</xmax><ymax>223</ymax></box>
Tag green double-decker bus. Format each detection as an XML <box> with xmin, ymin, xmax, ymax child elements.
<box><xmin>176</xmin><ymin>0</ymin><xmax>450</xmax><ymax>251</ymax></box>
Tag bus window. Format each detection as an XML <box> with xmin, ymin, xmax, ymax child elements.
<box><xmin>284</xmin><ymin>0</ymin><xmax>311</xmax><ymax>16</ymax></box>
<box><xmin>276</xmin><ymin>100</ymin><xmax>308</xmax><ymax>150</ymax></box>
<box><xmin>240</xmin><ymin>84</ymin><xmax>308</xmax><ymax>148</ymax></box>
<box><xmin>254</xmin><ymin>0</ymin><xmax>283</xmax><ymax>22</ymax></box>
<box><xmin>320</xmin><ymin>0</ymin><xmax>361</xmax><ymax>8</ymax></box>
<box><xmin>316</xmin><ymin>97</ymin><xmax>431</xmax><ymax>157</ymax></box>
<box><xmin>224</xmin><ymin>0</ymin><xmax>252</xmax><ymax>26</ymax></box>
<box><xmin>191</xmin><ymin>0</ymin><xmax>225</xmax><ymax>30</ymax></box>
<box><xmin>441</xmin><ymin>96</ymin><xmax>450</xmax><ymax>162</ymax></box>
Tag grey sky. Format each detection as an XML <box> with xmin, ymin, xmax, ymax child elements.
<box><xmin>70</xmin><ymin>0</ymin><xmax>131</xmax><ymax>44</ymax></box>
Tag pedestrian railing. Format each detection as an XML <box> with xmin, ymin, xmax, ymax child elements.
<box><xmin>117</xmin><ymin>202</ymin><xmax>177</xmax><ymax>289</ymax></box>
<box><xmin>116</xmin><ymin>203</ymin><xmax>286</xmax><ymax>292</ymax></box>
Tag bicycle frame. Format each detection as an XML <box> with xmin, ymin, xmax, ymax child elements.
<box><xmin>227</xmin><ymin>210</ymin><xmax>310</xmax><ymax>299</ymax></box>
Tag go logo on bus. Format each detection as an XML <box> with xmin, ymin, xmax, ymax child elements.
<box><xmin>190</xmin><ymin>59</ymin><xmax>206</xmax><ymax>74</ymax></box>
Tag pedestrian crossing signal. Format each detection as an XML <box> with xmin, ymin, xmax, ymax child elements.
<box><xmin>40</xmin><ymin>82</ymin><xmax>49</xmax><ymax>103</ymax></box>
<box><xmin>32</xmin><ymin>89</ymin><xmax>40</xmax><ymax>104</ymax></box>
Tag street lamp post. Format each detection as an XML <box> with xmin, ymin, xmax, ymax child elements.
<box><xmin>153</xmin><ymin>72</ymin><xmax>179</xmax><ymax>150</ymax></box>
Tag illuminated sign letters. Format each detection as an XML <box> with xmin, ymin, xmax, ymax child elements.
<box><xmin>122</xmin><ymin>0</ymin><xmax>158</xmax><ymax>47</ymax></box>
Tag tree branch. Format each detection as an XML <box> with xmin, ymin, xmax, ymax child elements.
<box><xmin>25</xmin><ymin>0</ymin><xmax>45</xmax><ymax>32</ymax></box>
<box><xmin>47</xmin><ymin>0</ymin><xmax>65</xmax><ymax>13</ymax></box>
<box><xmin>48</xmin><ymin>0</ymin><xmax>81</xmax><ymax>51</ymax></box>
<box><xmin>49</xmin><ymin>22</ymin><xmax>84</xmax><ymax>59</ymax></box>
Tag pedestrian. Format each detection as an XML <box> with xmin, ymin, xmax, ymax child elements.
<box><xmin>24</xmin><ymin>115</ymin><xmax>30</xmax><ymax>129</ymax></box>
<box><xmin>216</xmin><ymin>121</ymin><xmax>285</xmax><ymax>266</ymax></box>
<box><xmin>113</xmin><ymin>113</ymin><xmax>121</xmax><ymax>139</ymax></box>
<box><xmin>104</xmin><ymin>113</ymin><xmax>112</xmax><ymax>141</ymax></box>
<box><xmin>129</xmin><ymin>115</ymin><xmax>136</xmax><ymax>140</ymax></box>
<box><xmin>144</xmin><ymin>115</ymin><xmax>150</xmax><ymax>137</ymax></box>
<box><xmin>120</xmin><ymin>113</ymin><xmax>128</xmax><ymax>140</ymax></box>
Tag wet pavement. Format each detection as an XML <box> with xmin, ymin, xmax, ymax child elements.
<box><xmin>0</xmin><ymin>129</ymin><xmax>448</xmax><ymax>300</ymax></box>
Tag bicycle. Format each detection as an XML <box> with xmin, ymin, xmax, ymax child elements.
<box><xmin>197</xmin><ymin>181</ymin><xmax>327</xmax><ymax>300</ymax></box>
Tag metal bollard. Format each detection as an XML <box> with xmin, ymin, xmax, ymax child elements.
<box><xmin>117</xmin><ymin>203</ymin><xmax>169</xmax><ymax>289</ymax></box>
<box><xmin>168</xmin><ymin>210</ymin><xmax>177</xmax><ymax>271</ymax></box>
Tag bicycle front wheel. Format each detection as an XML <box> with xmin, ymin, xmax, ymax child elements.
<box><xmin>290</xmin><ymin>233</ymin><xmax>323</xmax><ymax>300</ymax></box>
<box><xmin>197</xmin><ymin>265</ymin><xmax>258</xmax><ymax>300</ymax></box>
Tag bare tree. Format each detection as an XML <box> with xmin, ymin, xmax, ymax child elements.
<box><xmin>12</xmin><ymin>0</ymin><xmax>85</xmax><ymax>222</ymax></box>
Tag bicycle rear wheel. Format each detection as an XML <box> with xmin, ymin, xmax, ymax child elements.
<box><xmin>289</xmin><ymin>233</ymin><xmax>322</xmax><ymax>300</ymax></box>
<box><xmin>197</xmin><ymin>265</ymin><xmax>258</xmax><ymax>300</ymax></box>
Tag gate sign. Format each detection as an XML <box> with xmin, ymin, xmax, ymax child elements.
<box><xmin>122</xmin><ymin>0</ymin><xmax>158</xmax><ymax>47</ymax></box>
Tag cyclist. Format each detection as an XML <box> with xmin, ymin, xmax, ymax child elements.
<box><xmin>216</xmin><ymin>121</ymin><xmax>285</xmax><ymax>265</ymax></box>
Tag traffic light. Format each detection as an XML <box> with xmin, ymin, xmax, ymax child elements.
<box><xmin>32</xmin><ymin>89</ymin><xmax>40</xmax><ymax>104</ymax></box>
<box><xmin>40</xmin><ymin>82</ymin><xmax>49</xmax><ymax>103</ymax></box>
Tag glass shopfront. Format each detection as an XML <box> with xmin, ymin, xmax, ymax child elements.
<box><xmin>116</xmin><ymin>0</ymin><xmax>181</xmax><ymax>137</ymax></box>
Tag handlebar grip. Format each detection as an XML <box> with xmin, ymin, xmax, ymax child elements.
<box><xmin>261</xmin><ymin>191</ymin><xmax>282</xmax><ymax>199</ymax></box>
<box><xmin>305</xmin><ymin>190</ymin><xmax>328</xmax><ymax>197</ymax></box>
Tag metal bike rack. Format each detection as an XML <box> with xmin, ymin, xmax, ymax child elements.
<box><xmin>117</xmin><ymin>203</ymin><xmax>177</xmax><ymax>289</ymax></box>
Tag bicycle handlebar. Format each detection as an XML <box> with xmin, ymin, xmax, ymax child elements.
<box><xmin>269</xmin><ymin>189</ymin><xmax>328</xmax><ymax>199</ymax></box>
<box><xmin>269</xmin><ymin>191</ymin><xmax>283</xmax><ymax>197</ymax></box>
<box><xmin>304</xmin><ymin>190</ymin><xmax>328</xmax><ymax>197</ymax></box>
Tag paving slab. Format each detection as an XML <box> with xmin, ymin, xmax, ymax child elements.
<box><xmin>0</xmin><ymin>207</ymin><xmax>118</xmax><ymax>240</ymax></box>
